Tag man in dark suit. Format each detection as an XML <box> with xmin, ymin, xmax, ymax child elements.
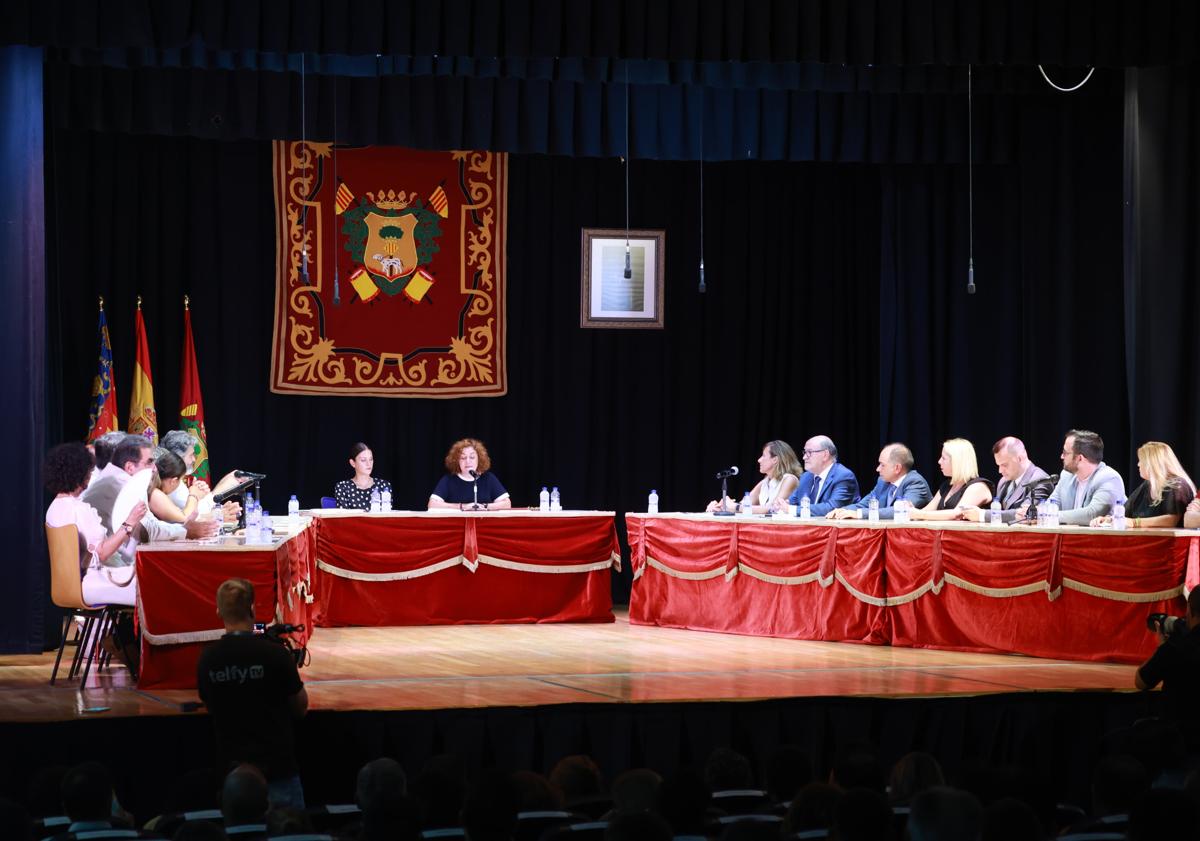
<box><xmin>962</xmin><ymin>436</ymin><xmax>1049</xmax><ymax>523</ymax></box>
<box><xmin>788</xmin><ymin>435</ymin><xmax>860</xmax><ymax>517</ymax></box>
<box><xmin>828</xmin><ymin>443</ymin><xmax>932</xmax><ymax>520</ymax></box>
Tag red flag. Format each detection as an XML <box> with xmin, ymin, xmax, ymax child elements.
<box><xmin>128</xmin><ymin>298</ymin><xmax>158</xmax><ymax>444</ymax></box>
<box><xmin>86</xmin><ymin>298</ymin><xmax>119</xmax><ymax>443</ymax></box>
<box><xmin>179</xmin><ymin>298</ymin><xmax>211</xmax><ymax>481</ymax></box>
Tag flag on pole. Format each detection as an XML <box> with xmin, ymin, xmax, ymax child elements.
<box><xmin>179</xmin><ymin>296</ymin><xmax>211</xmax><ymax>482</ymax></box>
<box><xmin>127</xmin><ymin>297</ymin><xmax>158</xmax><ymax>444</ymax></box>
<box><xmin>86</xmin><ymin>297</ymin><xmax>119</xmax><ymax>443</ymax></box>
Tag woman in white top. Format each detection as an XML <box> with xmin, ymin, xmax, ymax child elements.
<box><xmin>707</xmin><ymin>440</ymin><xmax>802</xmax><ymax>514</ymax></box>
<box><xmin>44</xmin><ymin>442</ymin><xmax>147</xmax><ymax>606</ymax></box>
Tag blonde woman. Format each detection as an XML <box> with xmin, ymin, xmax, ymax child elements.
<box><xmin>910</xmin><ymin>438</ymin><xmax>993</xmax><ymax>521</ymax></box>
<box><xmin>1091</xmin><ymin>442</ymin><xmax>1195</xmax><ymax>529</ymax></box>
<box><xmin>707</xmin><ymin>440</ymin><xmax>802</xmax><ymax>514</ymax></box>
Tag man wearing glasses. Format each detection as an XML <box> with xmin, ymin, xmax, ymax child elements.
<box><xmin>788</xmin><ymin>435</ymin><xmax>861</xmax><ymax>517</ymax></box>
<box><xmin>1047</xmin><ymin>429</ymin><xmax>1126</xmax><ymax>526</ymax></box>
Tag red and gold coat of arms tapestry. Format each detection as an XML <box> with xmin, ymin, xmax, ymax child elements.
<box><xmin>270</xmin><ymin>141</ymin><xmax>507</xmax><ymax>397</ymax></box>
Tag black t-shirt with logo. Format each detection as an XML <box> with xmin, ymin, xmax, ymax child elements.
<box><xmin>197</xmin><ymin>632</ymin><xmax>304</xmax><ymax>779</ymax></box>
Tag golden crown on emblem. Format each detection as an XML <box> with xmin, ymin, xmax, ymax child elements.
<box><xmin>366</xmin><ymin>189</ymin><xmax>417</xmax><ymax>210</ymax></box>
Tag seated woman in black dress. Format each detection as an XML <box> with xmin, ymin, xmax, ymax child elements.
<box><xmin>910</xmin><ymin>438</ymin><xmax>993</xmax><ymax>521</ymax></box>
<box><xmin>428</xmin><ymin>438</ymin><xmax>512</xmax><ymax>511</ymax></box>
<box><xmin>333</xmin><ymin>442</ymin><xmax>392</xmax><ymax>510</ymax></box>
<box><xmin>1090</xmin><ymin>441</ymin><xmax>1195</xmax><ymax>529</ymax></box>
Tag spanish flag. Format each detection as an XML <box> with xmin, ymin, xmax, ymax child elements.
<box><xmin>429</xmin><ymin>184</ymin><xmax>449</xmax><ymax>218</ymax></box>
<box><xmin>179</xmin><ymin>298</ymin><xmax>210</xmax><ymax>481</ymax></box>
<box><xmin>127</xmin><ymin>300</ymin><xmax>158</xmax><ymax>445</ymax></box>
<box><xmin>85</xmin><ymin>299</ymin><xmax>119</xmax><ymax>443</ymax></box>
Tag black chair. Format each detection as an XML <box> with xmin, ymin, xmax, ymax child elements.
<box><xmin>539</xmin><ymin>820</ymin><xmax>608</xmax><ymax>841</ymax></box>
<box><xmin>711</xmin><ymin>790</ymin><xmax>773</xmax><ymax>816</ymax></box>
<box><xmin>304</xmin><ymin>803</ymin><xmax>362</xmax><ymax>834</ymax></box>
<box><xmin>514</xmin><ymin>810</ymin><xmax>577</xmax><ymax>841</ymax></box>
<box><xmin>147</xmin><ymin>808</ymin><xmax>223</xmax><ymax>838</ymax></box>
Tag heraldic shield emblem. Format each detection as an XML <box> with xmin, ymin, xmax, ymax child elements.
<box><xmin>270</xmin><ymin>142</ymin><xmax>507</xmax><ymax>397</ymax></box>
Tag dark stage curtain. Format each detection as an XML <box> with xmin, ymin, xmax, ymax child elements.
<box><xmin>0</xmin><ymin>46</ymin><xmax>48</xmax><ymax>654</ymax></box>
<box><xmin>4</xmin><ymin>0</ymin><xmax>1197</xmax><ymax>66</ymax></box>
<box><xmin>41</xmin><ymin>54</ymin><xmax>1122</xmax><ymax>163</ymax></box>
<box><xmin>1125</xmin><ymin>64</ymin><xmax>1200</xmax><ymax>481</ymax></box>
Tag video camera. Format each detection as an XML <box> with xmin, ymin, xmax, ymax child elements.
<box><xmin>1146</xmin><ymin>613</ymin><xmax>1187</xmax><ymax>638</ymax></box>
<box><xmin>253</xmin><ymin>621</ymin><xmax>309</xmax><ymax>669</ymax></box>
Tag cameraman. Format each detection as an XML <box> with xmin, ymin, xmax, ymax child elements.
<box><xmin>198</xmin><ymin>578</ymin><xmax>308</xmax><ymax>809</ymax></box>
<box><xmin>1136</xmin><ymin>589</ymin><xmax>1200</xmax><ymax>728</ymax></box>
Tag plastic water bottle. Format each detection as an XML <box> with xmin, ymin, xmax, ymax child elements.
<box><xmin>247</xmin><ymin>499</ymin><xmax>261</xmax><ymax>531</ymax></box>
<box><xmin>648</xmin><ymin>490</ymin><xmax>659</xmax><ymax>514</ymax></box>
<box><xmin>381</xmin><ymin>489</ymin><xmax>392</xmax><ymax>512</ymax></box>
<box><xmin>989</xmin><ymin>500</ymin><xmax>1002</xmax><ymax>525</ymax></box>
<box><xmin>868</xmin><ymin>497</ymin><xmax>879</xmax><ymax>522</ymax></box>
<box><xmin>894</xmin><ymin>499</ymin><xmax>910</xmax><ymax>524</ymax></box>
<box><xmin>739</xmin><ymin>491</ymin><xmax>753</xmax><ymax>516</ymax></box>
<box><xmin>288</xmin><ymin>494</ymin><xmax>300</xmax><ymax>528</ymax></box>
<box><xmin>539</xmin><ymin>487</ymin><xmax>550</xmax><ymax>512</ymax></box>
<box><xmin>370</xmin><ymin>488</ymin><xmax>381</xmax><ymax>513</ymax></box>
<box><xmin>1112</xmin><ymin>501</ymin><xmax>1126</xmax><ymax>530</ymax></box>
<box><xmin>1046</xmin><ymin>500</ymin><xmax>1060</xmax><ymax>528</ymax></box>
<box><xmin>260</xmin><ymin>511</ymin><xmax>273</xmax><ymax>542</ymax></box>
<box><xmin>550</xmin><ymin>487</ymin><xmax>561</xmax><ymax>512</ymax></box>
<box><xmin>799</xmin><ymin>495</ymin><xmax>811</xmax><ymax>520</ymax></box>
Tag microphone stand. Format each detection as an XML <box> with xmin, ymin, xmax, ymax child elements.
<box><xmin>472</xmin><ymin>477</ymin><xmax>480</xmax><ymax>511</ymax></box>
<box><xmin>713</xmin><ymin>474</ymin><xmax>735</xmax><ymax>517</ymax></box>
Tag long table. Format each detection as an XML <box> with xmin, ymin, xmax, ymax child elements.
<box><xmin>310</xmin><ymin>510</ymin><xmax>620</xmax><ymax>627</ymax></box>
<box><xmin>137</xmin><ymin>525</ymin><xmax>317</xmax><ymax>689</ymax></box>
<box><xmin>627</xmin><ymin>513</ymin><xmax>1200</xmax><ymax>664</ymax></box>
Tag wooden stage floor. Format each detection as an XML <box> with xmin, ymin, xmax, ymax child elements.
<box><xmin>0</xmin><ymin>609</ymin><xmax>1138</xmax><ymax>724</ymax></box>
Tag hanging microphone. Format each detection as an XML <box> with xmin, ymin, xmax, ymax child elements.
<box><xmin>967</xmin><ymin>258</ymin><xmax>976</xmax><ymax>294</ymax></box>
<box><xmin>715</xmin><ymin>466</ymin><xmax>739</xmax><ymax>480</ymax></box>
<box><xmin>699</xmin><ymin>260</ymin><xmax>706</xmax><ymax>293</ymax></box>
<box><xmin>623</xmin><ymin>247</ymin><xmax>632</xmax><ymax>279</ymax></box>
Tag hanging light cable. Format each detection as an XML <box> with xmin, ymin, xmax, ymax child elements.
<box><xmin>331</xmin><ymin>75</ymin><xmax>341</xmax><ymax>306</ymax></box>
<box><xmin>967</xmin><ymin>64</ymin><xmax>976</xmax><ymax>295</ymax></box>
<box><xmin>623</xmin><ymin>62</ymin><xmax>632</xmax><ymax>279</ymax></box>
<box><xmin>698</xmin><ymin>92</ymin><xmax>706</xmax><ymax>294</ymax></box>
<box><xmin>299</xmin><ymin>52</ymin><xmax>311</xmax><ymax>286</ymax></box>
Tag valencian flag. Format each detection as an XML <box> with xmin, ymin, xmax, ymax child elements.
<box><xmin>178</xmin><ymin>297</ymin><xmax>211</xmax><ymax>481</ymax></box>
<box><xmin>127</xmin><ymin>297</ymin><xmax>158</xmax><ymax>444</ymax></box>
<box><xmin>85</xmin><ymin>297</ymin><xmax>119</xmax><ymax>443</ymax></box>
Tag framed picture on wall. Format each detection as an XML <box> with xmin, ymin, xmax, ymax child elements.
<box><xmin>580</xmin><ymin>228</ymin><xmax>666</xmax><ymax>329</ymax></box>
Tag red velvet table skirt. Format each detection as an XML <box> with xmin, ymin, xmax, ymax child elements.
<box><xmin>137</xmin><ymin>526</ymin><xmax>317</xmax><ymax>689</ymax></box>
<box><xmin>311</xmin><ymin>512</ymin><xmax>619</xmax><ymax>627</ymax></box>
<box><xmin>626</xmin><ymin>515</ymin><xmax>888</xmax><ymax>643</ymax></box>
<box><xmin>628</xmin><ymin>516</ymin><xmax>1198</xmax><ymax>663</ymax></box>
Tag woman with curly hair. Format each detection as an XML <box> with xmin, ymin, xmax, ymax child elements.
<box><xmin>44</xmin><ymin>442</ymin><xmax>146</xmax><ymax>606</ymax></box>
<box><xmin>428</xmin><ymin>438</ymin><xmax>511</xmax><ymax>511</ymax></box>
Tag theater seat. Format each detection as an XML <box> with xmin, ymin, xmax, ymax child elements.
<box><xmin>539</xmin><ymin>820</ymin><xmax>608</xmax><ymax>841</ymax></box>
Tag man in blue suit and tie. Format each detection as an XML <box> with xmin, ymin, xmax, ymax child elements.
<box><xmin>828</xmin><ymin>443</ymin><xmax>933</xmax><ymax>520</ymax></box>
<box><xmin>788</xmin><ymin>435</ymin><xmax>861</xmax><ymax>517</ymax></box>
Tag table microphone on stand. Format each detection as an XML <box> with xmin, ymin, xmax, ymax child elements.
<box><xmin>713</xmin><ymin>466</ymin><xmax>739</xmax><ymax>517</ymax></box>
<box><xmin>470</xmin><ymin>469</ymin><xmax>480</xmax><ymax>510</ymax></box>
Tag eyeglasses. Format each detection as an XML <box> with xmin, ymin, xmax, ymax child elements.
<box><xmin>802</xmin><ymin>449</ymin><xmax>826</xmax><ymax>457</ymax></box>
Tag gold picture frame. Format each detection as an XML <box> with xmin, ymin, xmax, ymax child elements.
<box><xmin>580</xmin><ymin>228</ymin><xmax>666</xmax><ymax>329</ymax></box>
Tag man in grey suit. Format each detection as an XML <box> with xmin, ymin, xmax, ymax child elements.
<box><xmin>828</xmin><ymin>443</ymin><xmax>932</xmax><ymax>520</ymax></box>
<box><xmin>1048</xmin><ymin>429</ymin><xmax>1126</xmax><ymax>526</ymax></box>
<box><xmin>962</xmin><ymin>436</ymin><xmax>1049</xmax><ymax>523</ymax></box>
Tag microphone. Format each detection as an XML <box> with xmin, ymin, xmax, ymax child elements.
<box><xmin>623</xmin><ymin>247</ymin><xmax>632</xmax><ymax>279</ymax></box>
<box><xmin>715</xmin><ymin>466</ymin><xmax>739</xmax><ymax>480</ymax></box>
<box><xmin>967</xmin><ymin>258</ymin><xmax>976</xmax><ymax>295</ymax></box>
<box><xmin>213</xmin><ymin>477</ymin><xmax>256</xmax><ymax>505</ymax></box>
<box><xmin>698</xmin><ymin>260</ymin><xmax>706</xmax><ymax>293</ymax></box>
<box><xmin>234</xmin><ymin>470</ymin><xmax>267</xmax><ymax>480</ymax></box>
<box><xmin>469</xmin><ymin>470</ymin><xmax>479</xmax><ymax>479</ymax></box>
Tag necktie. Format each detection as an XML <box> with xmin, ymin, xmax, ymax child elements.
<box><xmin>811</xmin><ymin>476</ymin><xmax>822</xmax><ymax>503</ymax></box>
<box><xmin>883</xmin><ymin>483</ymin><xmax>896</xmax><ymax>507</ymax></box>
